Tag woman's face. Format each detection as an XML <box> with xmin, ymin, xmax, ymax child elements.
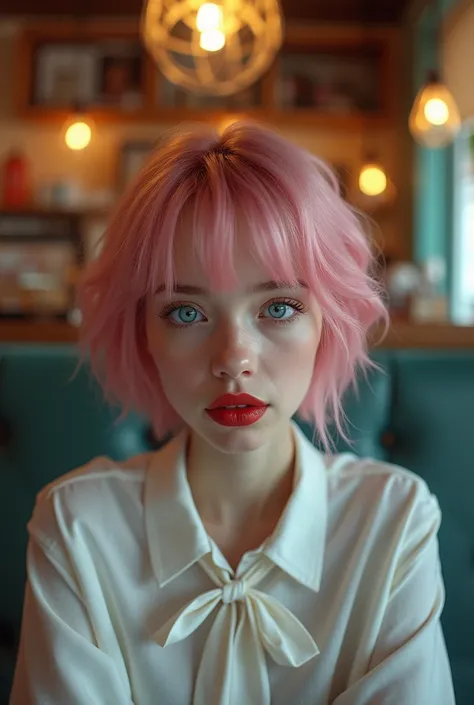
<box><xmin>145</xmin><ymin>228</ymin><xmax>322</xmax><ymax>454</ymax></box>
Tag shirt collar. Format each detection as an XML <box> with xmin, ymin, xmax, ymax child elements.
<box><xmin>264</xmin><ymin>421</ymin><xmax>328</xmax><ymax>592</ymax></box>
<box><xmin>145</xmin><ymin>420</ymin><xmax>328</xmax><ymax>592</ymax></box>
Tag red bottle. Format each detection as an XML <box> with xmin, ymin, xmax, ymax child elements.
<box><xmin>2</xmin><ymin>150</ymin><xmax>30</xmax><ymax>208</ymax></box>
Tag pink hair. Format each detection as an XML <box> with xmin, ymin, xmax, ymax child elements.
<box><xmin>77</xmin><ymin>120</ymin><xmax>389</xmax><ymax>451</ymax></box>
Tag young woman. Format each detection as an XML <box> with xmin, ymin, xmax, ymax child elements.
<box><xmin>10</xmin><ymin>120</ymin><xmax>455</xmax><ymax>704</ymax></box>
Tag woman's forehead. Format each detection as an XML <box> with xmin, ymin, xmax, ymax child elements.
<box><xmin>167</xmin><ymin>199</ymin><xmax>302</xmax><ymax>295</ymax></box>
<box><xmin>171</xmin><ymin>232</ymin><xmax>270</xmax><ymax>291</ymax></box>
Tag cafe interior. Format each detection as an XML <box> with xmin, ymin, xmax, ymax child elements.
<box><xmin>0</xmin><ymin>0</ymin><xmax>473</xmax><ymax>703</ymax></box>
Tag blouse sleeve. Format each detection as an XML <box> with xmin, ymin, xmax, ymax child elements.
<box><xmin>9</xmin><ymin>535</ymin><xmax>135</xmax><ymax>705</ymax></box>
<box><xmin>332</xmin><ymin>485</ymin><xmax>456</xmax><ymax>705</ymax></box>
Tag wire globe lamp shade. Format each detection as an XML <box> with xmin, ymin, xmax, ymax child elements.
<box><xmin>141</xmin><ymin>0</ymin><xmax>284</xmax><ymax>96</ymax></box>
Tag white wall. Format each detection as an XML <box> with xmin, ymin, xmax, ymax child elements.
<box><xmin>443</xmin><ymin>0</ymin><xmax>474</xmax><ymax>120</ymax></box>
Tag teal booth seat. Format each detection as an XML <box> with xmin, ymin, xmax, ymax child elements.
<box><xmin>0</xmin><ymin>344</ymin><xmax>473</xmax><ymax>704</ymax></box>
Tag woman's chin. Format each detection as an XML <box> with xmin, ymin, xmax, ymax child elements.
<box><xmin>192</xmin><ymin>411</ymin><xmax>280</xmax><ymax>454</ymax></box>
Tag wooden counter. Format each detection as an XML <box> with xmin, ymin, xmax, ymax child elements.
<box><xmin>371</xmin><ymin>321</ymin><xmax>474</xmax><ymax>349</ymax></box>
<box><xmin>0</xmin><ymin>320</ymin><xmax>79</xmax><ymax>343</ymax></box>
<box><xmin>1</xmin><ymin>319</ymin><xmax>474</xmax><ymax>348</ymax></box>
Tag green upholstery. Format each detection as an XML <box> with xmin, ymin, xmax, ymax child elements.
<box><xmin>0</xmin><ymin>344</ymin><xmax>472</xmax><ymax>704</ymax></box>
<box><xmin>382</xmin><ymin>351</ymin><xmax>474</xmax><ymax>701</ymax></box>
<box><xmin>0</xmin><ymin>345</ymin><xmax>151</xmax><ymax>704</ymax></box>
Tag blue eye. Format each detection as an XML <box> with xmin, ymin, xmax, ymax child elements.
<box><xmin>168</xmin><ymin>305</ymin><xmax>203</xmax><ymax>325</ymax></box>
<box><xmin>159</xmin><ymin>298</ymin><xmax>307</xmax><ymax>328</ymax></box>
<box><xmin>266</xmin><ymin>302</ymin><xmax>292</xmax><ymax>320</ymax></box>
<box><xmin>262</xmin><ymin>299</ymin><xmax>306</xmax><ymax>324</ymax></box>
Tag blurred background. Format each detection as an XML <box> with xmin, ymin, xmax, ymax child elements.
<box><xmin>0</xmin><ymin>0</ymin><xmax>472</xmax><ymax>347</ymax></box>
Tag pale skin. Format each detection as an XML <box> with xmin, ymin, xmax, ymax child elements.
<box><xmin>146</xmin><ymin>225</ymin><xmax>323</xmax><ymax>571</ymax></box>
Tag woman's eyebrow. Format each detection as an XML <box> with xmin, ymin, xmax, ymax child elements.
<box><xmin>154</xmin><ymin>280</ymin><xmax>308</xmax><ymax>295</ymax></box>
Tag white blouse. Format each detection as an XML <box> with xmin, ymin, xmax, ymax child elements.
<box><xmin>10</xmin><ymin>421</ymin><xmax>456</xmax><ymax>705</ymax></box>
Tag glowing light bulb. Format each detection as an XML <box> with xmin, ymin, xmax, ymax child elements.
<box><xmin>197</xmin><ymin>3</ymin><xmax>225</xmax><ymax>51</ymax></box>
<box><xmin>200</xmin><ymin>29</ymin><xmax>226</xmax><ymax>51</ymax></box>
<box><xmin>196</xmin><ymin>3</ymin><xmax>223</xmax><ymax>31</ymax></box>
<box><xmin>424</xmin><ymin>98</ymin><xmax>449</xmax><ymax>126</ymax></box>
<box><xmin>409</xmin><ymin>72</ymin><xmax>461</xmax><ymax>148</ymax></box>
<box><xmin>65</xmin><ymin>121</ymin><xmax>92</xmax><ymax>151</ymax></box>
<box><xmin>359</xmin><ymin>164</ymin><xmax>387</xmax><ymax>197</ymax></box>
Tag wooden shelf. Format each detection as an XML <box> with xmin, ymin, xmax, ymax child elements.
<box><xmin>0</xmin><ymin>320</ymin><xmax>79</xmax><ymax>343</ymax></box>
<box><xmin>0</xmin><ymin>207</ymin><xmax>109</xmax><ymax>219</ymax></box>
<box><xmin>371</xmin><ymin>321</ymin><xmax>474</xmax><ymax>349</ymax></box>
<box><xmin>14</xmin><ymin>21</ymin><xmax>398</xmax><ymax>130</ymax></box>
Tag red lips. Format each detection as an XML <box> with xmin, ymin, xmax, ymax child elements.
<box><xmin>207</xmin><ymin>393</ymin><xmax>267</xmax><ymax>410</ymax></box>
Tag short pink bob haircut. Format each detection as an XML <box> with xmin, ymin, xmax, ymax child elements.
<box><xmin>78</xmin><ymin>119</ymin><xmax>388</xmax><ymax>451</ymax></box>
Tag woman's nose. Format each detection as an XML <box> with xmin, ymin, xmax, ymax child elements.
<box><xmin>210</xmin><ymin>328</ymin><xmax>258</xmax><ymax>379</ymax></box>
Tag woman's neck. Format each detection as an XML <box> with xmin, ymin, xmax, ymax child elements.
<box><xmin>186</xmin><ymin>423</ymin><xmax>296</xmax><ymax>532</ymax></box>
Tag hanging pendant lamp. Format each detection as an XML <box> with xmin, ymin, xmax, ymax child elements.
<box><xmin>409</xmin><ymin>69</ymin><xmax>461</xmax><ymax>148</ymax></box>
<box><xmin>408</xmin><ymin>0</ymin><xmax>461</xmax><ymax>149</ymax></box>
<box><xmin>141</xmin><ymin>0</ymin><xmax>284</xmax><ymax>96</ymax></box>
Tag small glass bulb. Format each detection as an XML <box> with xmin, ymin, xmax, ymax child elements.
<box><xmin>196</xmin><ymin>3</ymin><xmax>223</xmax><ymax>31</ymax></box>
<box><xmin>65</xmin><ymin>121</ymin><xmax>92</xmax><ymax>151</ymax></box>
<box><xmin>409</xmin><ymin>76</ymin><xmax>461</xmax><ymax>148</ymax></box>
<box><xmin>200</xmin><ymin>29</ymin><xmax>226</xmax><ymax>51</ymax></box>
<box><xmin>424</xmin><ymin>98</ymin><xmax>449</xmax><ymax>126</ymax></box>
<box><xmin>359</xmin><ymin>164</ymin><xmax>387</xmax><ymax>197</ymax></box>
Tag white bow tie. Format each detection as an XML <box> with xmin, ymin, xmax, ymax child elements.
<box><xmin>153</xmin><ymin>553</ymin><xmax>320</xmax><ymax>705</ymax></box>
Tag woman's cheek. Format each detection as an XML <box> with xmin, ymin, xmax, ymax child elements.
<box><xmin>266</xmin><ymin>317</ymin><xmax>318</xmax><ymax>345</ymax></box>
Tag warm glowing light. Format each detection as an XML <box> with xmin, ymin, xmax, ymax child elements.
<box><xmin>141</xmin><ymin>0</ymin><xmax>283</xmax><ymax>96</ymax></box>
<box><xmin>197</xmin><ymin>3</ymin><xmax>226</xmax><ymax>51</ymax></box>
<box><xmin>358</xmin><ymin>164</ymin><xmax>387</xmax><ymax>197</ymax></box>
<box><xmin>200</xmin><ymin>28</ymin><xmax>226</xmax><ymax>51</ymax></box>
<box><xmin>65</xmin><ymin>121</ymin><xmax>92</xmax><ymax>150</ymax></box>
<box><xmin>424</xmin><ymin>98</ymin><xmax>449</xmax><ymax>126</ymax></box>
<box><xmin>196</xmin><ymin>3</ymin><xmax>223</xmax><ymax>31</ymax></box>
<box><xmin>409</xmin><ymin>73</ymin><xmax>461</xmax><ymax>148</ymax></box>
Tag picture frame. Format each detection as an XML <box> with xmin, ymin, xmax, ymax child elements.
<box><xmin>33</xmin><ymin>43</ymin><xmax>97</xmax><ymax>107</ymax></box>
<box><xmin>17</xmin><ymin>24</ymin><xmax>149</xmax><ymax>116</ymax></box>
<box><xmin>96</xmin><ymin>40</ymin><xmax>144</xmax><ymax>110</ymax></box>
<box><xmin>266</xmin><ymin>25</ymin><xmax>396</xmax><ymax>123</ymax></box>
<box><xmin>32</xmin><ymin>39</ymin><xmax>145</xmax><ymax>110</ymax></box>
<box><xmin>276</xmin><ymin>45</ymin><xmax>384</xmax><ymax>114</ymax></box>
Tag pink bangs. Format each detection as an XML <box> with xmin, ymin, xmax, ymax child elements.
<box><xmin>77</xmin><ymin>120</ymin><xmax>388</xmax><ymax>451</ymax></box>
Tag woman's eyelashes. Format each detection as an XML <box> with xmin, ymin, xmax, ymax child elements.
<box><xmin>158</xmin><ymin>298</ymin><xmax>308</xmax><ymax>329</ymax></box>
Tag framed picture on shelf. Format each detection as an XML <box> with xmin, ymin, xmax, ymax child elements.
<box><xmin>96</xmin><ymin>41</ymin><xmax>144</xmax><ymax>110</ymax></box>
<box><xmin>21</xmin><ymin>25</ymin><xmax>148</xmax><ymax>114</ymax></box>
<box><xmin>33</xmin><ymin>43</ymin><xmax>98</xmax><ymax>107</ymax></box>
<box><xmin>118</xmin><ymin>140</ymin><xmax>156</xmax><ymax>192</ymax></box>
<box><xmin>275</xmin><ymin>44</ymin><xmax>386</xmax><ymax>115</ymax></box>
